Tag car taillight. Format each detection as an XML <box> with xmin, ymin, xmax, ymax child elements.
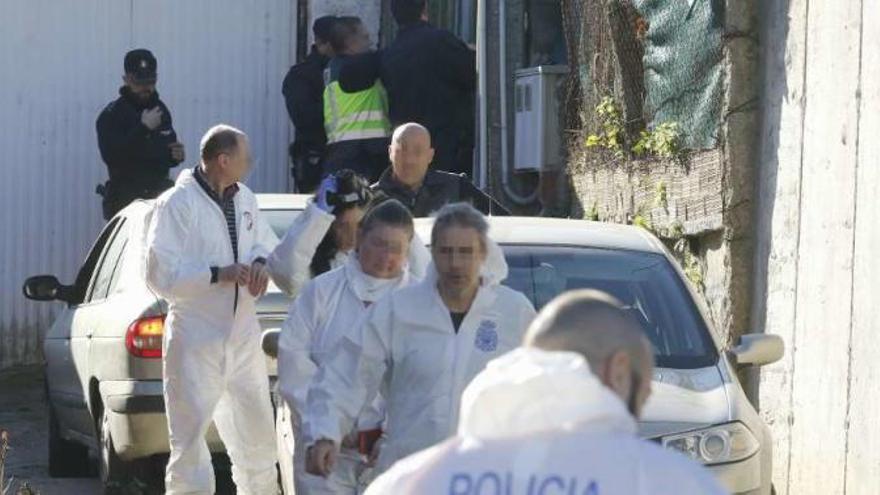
<box><xmin>125</xmin><ymin>316</ymin><xmax>165</xmax><ymax>358</ymax></box>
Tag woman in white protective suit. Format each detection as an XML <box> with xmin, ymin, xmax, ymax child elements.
<box><xmin>304</xmin><ymin>202</ymin><xmax>537</xmax><ymax>483</ymax></box>
<box><xmin>277</xmin><ymin>199</ymin><xmax>421</xmax><ymax>494</ymax></box>
<box><xmin>268</xmin><ymin>172</ymin><xmax>429</xmax><ymax>493</ymax></box>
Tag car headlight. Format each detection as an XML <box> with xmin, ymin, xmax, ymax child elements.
<box><xmin>659</xmin><ymin>422</ymin><xmax>759</xmax><ymax>465</ymax></box>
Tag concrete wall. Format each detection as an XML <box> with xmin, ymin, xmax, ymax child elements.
<box><xmin>753</xmin><ymin>0</ymin><xmax>880</xmax><ymax>492</ymax></box>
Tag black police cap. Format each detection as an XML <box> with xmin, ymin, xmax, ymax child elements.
<box><xmin>124</xmin><ymin>49</ymin><xmax>157</xmax><ymax>83</ymax></box>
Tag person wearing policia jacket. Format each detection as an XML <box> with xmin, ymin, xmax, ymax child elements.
<box><xmin>322</xmin><ymin>16</ymin><xmax>391</xmax><ymax>183</ymax></box>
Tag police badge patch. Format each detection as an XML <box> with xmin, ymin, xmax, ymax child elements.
<box><xmin>474</xmin><ymin>320</ymin><xmax>499</xmax><ymax>352</ymax></box>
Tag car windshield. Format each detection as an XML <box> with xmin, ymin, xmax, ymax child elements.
<box><xmin>262</xmin><ymin>209</ymin><xmax>304</xmax><ymax>238</ymax></box>
<box><xmin>500</xmin><ymin>245</ymin><xmax>718</xmax><ymax>369</ymax></box>
<box><xmin>256</xmin><ymin>208</ymin><xmax>718</xmax><ymax>369</ymax></box>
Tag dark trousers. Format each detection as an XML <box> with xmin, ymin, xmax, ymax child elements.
<box><xmin>290</xmin><ymin>144</ymin><xmax>325</xmax><ymax>194</ymax></box>
<box><xmin>100</xmin><ymin>179</ymin><xmax>173</xmax><ymax>221</ymax></box>
<box><xmin>324</xmin><ymin>137</ymin><xmax>390</xmax><ymax>184</ymax></box>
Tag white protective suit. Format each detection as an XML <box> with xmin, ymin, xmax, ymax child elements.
<box><xmin>268</xmin><ymin>202</ymin><xmax>431</xmax><ymax>494</ymax></box>
<box><xmin>278</xmin><ymin>254</ymin><xmax>423</xmax><ymax>494</ymax></box>
<box><xmin>366</xmin><ymin>348</ymin><xmax>728</xmax><ymax>495</ymax></box>
<box><xmin>145</xmin><ymin>169</ymin><xmax>282</xmax><ymax>495</ymax></box>
<box><xmin>304</xmin><ymin>241</ymin><xmax>537</xmax><ymax>479</ymax></box>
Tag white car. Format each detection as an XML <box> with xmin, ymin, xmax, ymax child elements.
<box><xmin>25</xmin><ymin>196</ymin><xmax>781</xmax><ymax>494</ymax></box>
<box><xmin>22</xmin><ymin>194</ymin><xmax>308</xmax><ymax>491</ymax></box>
<box><xmin>264</xmin><ymin>213</ymin><xmax>782</xmax><ymax>495</ymax></box>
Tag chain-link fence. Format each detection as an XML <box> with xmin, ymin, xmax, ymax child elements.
<box><xmin>561</xmin><ymin>0</ymin><xmax>725</xmax><ymax>158</ymax></box>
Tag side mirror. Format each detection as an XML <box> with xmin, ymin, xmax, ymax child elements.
<box><xmin>23</xmin><ymin>275</ymin><xmax>63</xmax><ymax>302</ymax></box>
<box><xmin>729</xmin><ymin>334</ymin><xmax>784</xmax><ymax>368</ymax></box>
<box><xmin>261</xmin><ymin>328</ymin><xmax>280</xmax><ymax>359</ymax></box>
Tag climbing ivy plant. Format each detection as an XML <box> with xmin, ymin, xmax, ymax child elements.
<box><xmin>585</xmin><ymin>96</ymin><xmax>685</xmax><ymax>161</ymax></box>
<box><xmin>632</xmin><ymin>121</ymin><xmax>683</xmax><ymax>159</ymax></box>
<box><xmin>585</xmin><ymin>97</ymin><xmax>626</xmax><ymax>158</ymax></box>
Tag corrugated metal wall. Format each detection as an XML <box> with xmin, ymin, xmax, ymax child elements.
<box><xmin>0</xmin><ymin>0</ymin><xmax>296</xmax><ymax>368</ymax></box>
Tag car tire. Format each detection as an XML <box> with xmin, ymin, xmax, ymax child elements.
<box><xmin>97</xmin><ymin>404</ymin><xmax>135</xmax><ymax>493</ymax></box>
<box><xmin>47</xmin><ymin>403</ymin><xmax>94</xmax><ymax>478</ymax></box>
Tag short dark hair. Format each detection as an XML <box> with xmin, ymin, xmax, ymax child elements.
<box><xmin>310</xmin><ymin>169</ymin><xmax>374</xmax><ymax>277</ymax></box>
<box><xmin>328</xmin><ymin>16</ymin><xmax>363</xmax><ymax>54</ymax></box>
<box><xmin>430</xmin><ymin>202</ymin><xmax>489</xmax><ymax>250</ymax></box>
<box><xmin>391</xmin><ymin>0</ymin><xmax>427</xmax><ymax>26</ymax></box>
<box><xmin>360</xmin><ymin>199</ymin><xmax>414</xmax><ymax>238</ymax></box>
<box><xmin>200</xmin><ymin>124</ymin><xmax>244</xmax><ymax>162</ymax></box>
<box><xmin>313</xmin><ymin>15</ymin><xmax>337</xmax><ymax>44</ymax></box>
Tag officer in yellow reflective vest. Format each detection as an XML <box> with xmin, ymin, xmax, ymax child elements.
<box><xmin>323</xmin><ymin>16</ymin><xmax>392</xmax><ymax>183</ymax></box>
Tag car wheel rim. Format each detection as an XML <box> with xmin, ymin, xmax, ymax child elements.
<box><xmin>100</xmin><ymin>410</ymin><xmax>111</xmax><ymax>482</ymax></box>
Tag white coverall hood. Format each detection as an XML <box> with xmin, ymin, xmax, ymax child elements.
<box><xmin>458</xmin><ymin>348</ymin><xmax>636</xmax><ymax>439</ymax></box>
<box><xmin>365</xmin><ymin>348</ymin><xmax>729</xmax><ymax>495</ymax></box>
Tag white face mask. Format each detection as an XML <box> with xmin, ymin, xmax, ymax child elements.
<box><xmin>346</xmin><ymin>255</ymin><xmax>406</xmax><ymax>303</ymax></box>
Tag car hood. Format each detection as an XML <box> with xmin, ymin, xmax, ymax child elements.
<box><xmin>638</xmin><ymin>365</ymin><xmax>731</xmax><ymax>439</ymax></box>
<box><xmin>257</xmin><ymin>283</ymin><xmax>293</xmax><ymax>315</ymax></box>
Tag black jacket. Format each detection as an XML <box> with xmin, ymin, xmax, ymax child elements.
<box><xmin>282</xmin><ymin>47</ymin><xmax>330</xmax><ymax>157</ymax></box>
<box><xmin>371</xmin><ymin>169</ymin><xmax>509</xmax><ymax>217</ymax></box>
<box><xmin>96</xmin><ymin>87</ymin><xmax>179</xmax><ymax>192</ymax></box>
<box><xmin>340</xmin><ymin>22</ymin><xmax>476</xmax><ymax>175</ymax></box>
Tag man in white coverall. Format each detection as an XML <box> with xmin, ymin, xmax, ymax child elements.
<box><xmin>366</xmin><ymin>290</ymin><xmax>728</xmax><ymax>495</ymax></box>
<box><xmin>145</xmin><ymin>124</ymin><xmax>280</xmax><ymax>494</ymax></box>
<box><xmin>305</xmin><ymin>202</ymin><xmax>537</xmax><ymax>481</ymax></box>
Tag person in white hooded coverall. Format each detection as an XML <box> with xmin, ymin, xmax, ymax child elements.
<box><xmin>365</xmin><ymin>290</ymin><xmax>728</xmax><ymax>495</ymax></box>
<box><xmin>305</xmin><ymin>203</ymin><xmax>537</xmax><ymax>482</ymax></box>
<box><xmin>145</xmin><ymin>125</ymin><xmax>284</xmax><ymax>494</ymax></box>
<box><xmin>278</xmin><ymin>199</ymin><xmax>425</xmax><ymax>495</ymax></box>
<box><xmin>266</xmin><ymin>171</ymin><xmax>430</xmax><ymax>493</ymax></box>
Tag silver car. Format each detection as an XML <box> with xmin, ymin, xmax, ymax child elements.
<box><xmin>26</xmin><ymin>198</ymin><xmax>780</xmax><ymax>494</ymax></box>
<box><xmin>263</xmin><ymin>217</ymin><xmax>783</xmax><ymax>495</ymax></box>
<box><xmin>413</xmin><ymin>216</ymin><xmax>782</xmax><ymax>495</ymax></box>
<box><xmin>260</xmin><ymin>213</ymin><xmax>783</xmax><ymax>495</ymax></box>
<box><xmin>22</xmin><ymin>194</ymin><xmax>308</xmax><ymax>490</ymax></box>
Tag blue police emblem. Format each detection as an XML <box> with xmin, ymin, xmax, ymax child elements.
<box><xmin>474</xmin><ymin>320</ymin><xmax>499</xmax><ymax>352</ymax></box>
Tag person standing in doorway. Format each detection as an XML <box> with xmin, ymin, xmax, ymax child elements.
<box><xmin>339</xmin><ymin>0</ymin><xmax>476</xmax><ymax>176</ymax></box>
<box><xmin>283</xmin><ymin>16</ymin><xmax>338</xmax><ymax>193</ymax></box>
<box><xmin>323</xmin><ymin>17</ymin><xmax>392</xmax><ymax>183</ymax></box>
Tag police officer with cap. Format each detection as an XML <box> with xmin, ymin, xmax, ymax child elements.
<box><xmin>96</xmin><ymin>49</ymin><xmax>185</xmax><ymax>220</ymax></box>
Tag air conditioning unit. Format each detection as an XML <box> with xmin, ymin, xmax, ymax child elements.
<box><xmin>514</xmin><ymin>65</ymin><xmax>569</xmax><ymax>171</ymax></box>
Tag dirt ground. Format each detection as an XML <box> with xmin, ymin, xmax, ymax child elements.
<box><xmin>0</xmin><ymin>365</ymin><xmax>101</xmax><ymax>494</ymax></box>
<box><xmin>0</xmin><ymin>366</ymin><xmax>239</xmax><ymax>495</ymax></box>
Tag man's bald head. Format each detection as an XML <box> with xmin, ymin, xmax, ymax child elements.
<box><xmin>389</xmin><ymin>123</ymin><xmax>435</xmax><ymax>189</ymax></box>
<box><xmin>524</xmin><ymin>290</ymin><xmax>654</xmax><ymax>416</ymax></box>
<box><xmin>199</xmin><ymin>124</ymin><xmax>251</xmax><ymax>185</ymax></box>
<box><xmin>392</xmin><ymin>122</ymin><xmax>431</xmax><ymax>146</ymax></box>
